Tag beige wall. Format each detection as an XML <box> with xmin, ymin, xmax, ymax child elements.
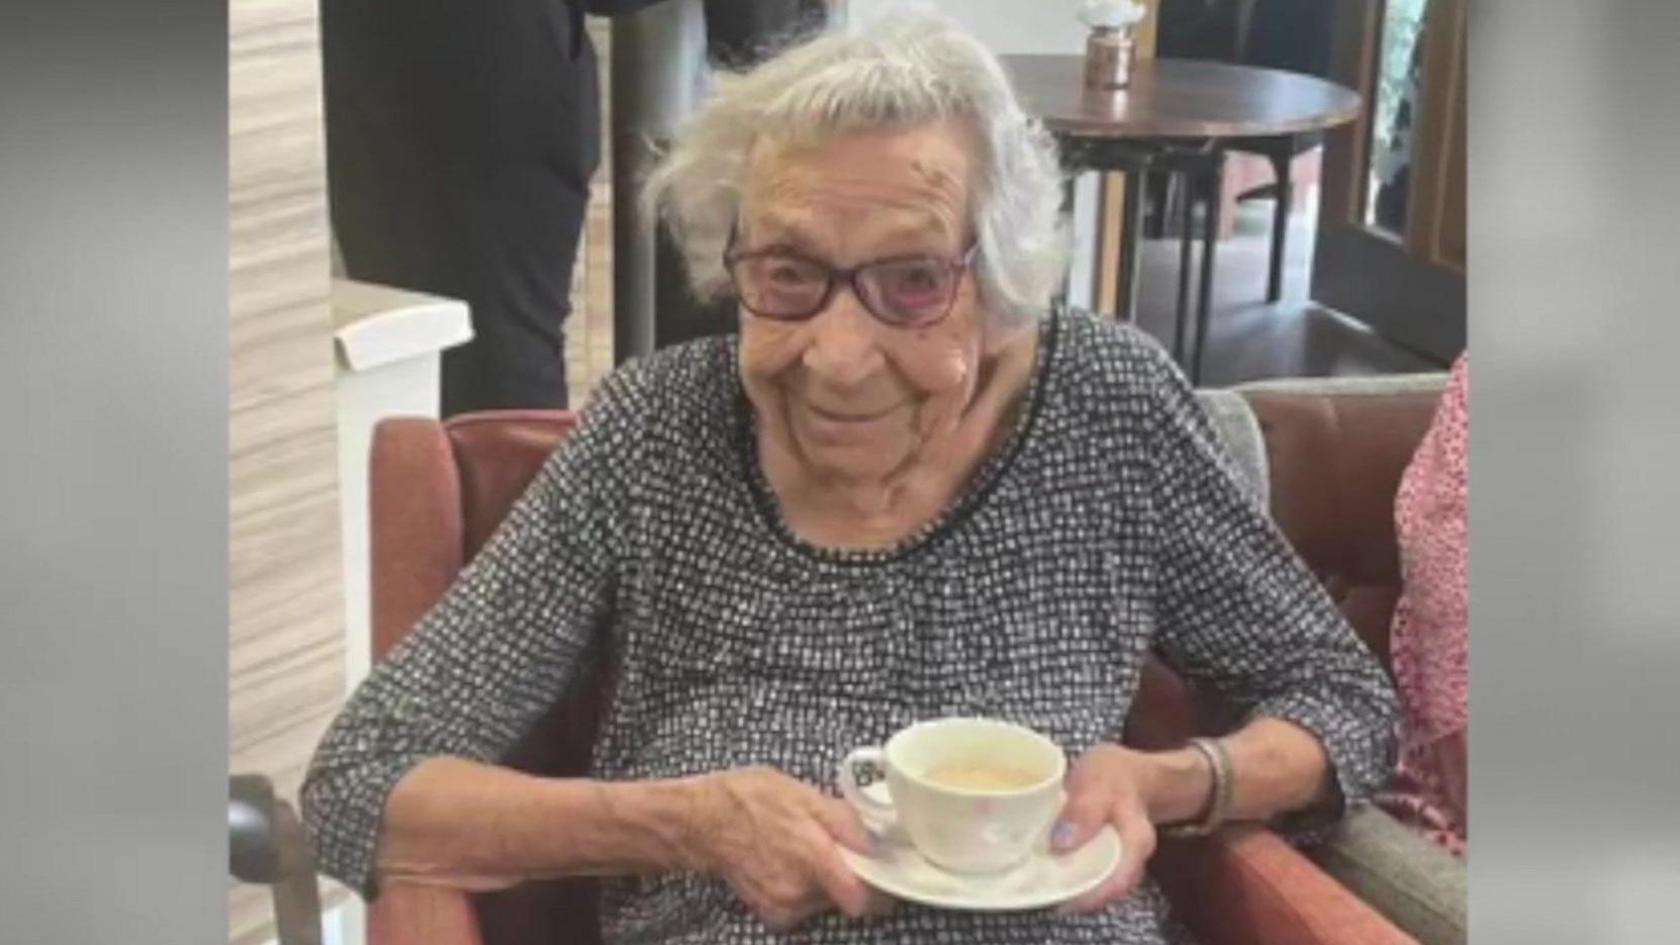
<box><xmin>228</xmin><ymin>0</ymin><xmax>345</xmax><ymax>941</ymax></box>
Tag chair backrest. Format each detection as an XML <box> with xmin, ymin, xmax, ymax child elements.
<box><xmin>1158</xmin><ymin>0</ymin><xmax>1336</xmax><ymax>77</ymax></box>
<box><xmin>371</xmin><ymin>410</ymin><xmax>602</xmax><ymax>945</ymax></box>
<box><xmin>1243</xmin><ymin>0</ymin><xmax>1335</xmax><ymax>77</ymax></box>
<box><xmin>1240</xmin><ymin>379</ymin><xmax>1445</xmax><ymax>669</ymax></box>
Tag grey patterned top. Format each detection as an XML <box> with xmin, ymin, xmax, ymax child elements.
<box><xmin>302</xmin><ymin>308</ymin><xmax>1398</xmax><ymax>945</ymax></box>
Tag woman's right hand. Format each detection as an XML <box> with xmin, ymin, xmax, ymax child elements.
<box><xmin>685</xmin><ymin>766</ymin><xmax>885</xmax><ymax>930</ymax></box>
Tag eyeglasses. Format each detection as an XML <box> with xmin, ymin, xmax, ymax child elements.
<box><xmin>723</xmin><ymin>236</ymin><xmax>977</xmax><ymax>329</ymax></box>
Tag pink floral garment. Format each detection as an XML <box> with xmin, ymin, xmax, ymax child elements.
<box><xmin>1377</xmin><ymin>355</ymin><xmax>1469</xmax><ymax>857</ymax></box>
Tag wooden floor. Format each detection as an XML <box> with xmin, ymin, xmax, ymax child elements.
<box><xmin>1126</xmin><ymin>186</ymin><xmax>1443</xmax><ymax>385</ymax></box>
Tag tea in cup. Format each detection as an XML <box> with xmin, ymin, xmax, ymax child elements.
<box><xmin>837</xmin><ymin>717</ymin><xmax>1066</xmax><ymax>875</ymax></box>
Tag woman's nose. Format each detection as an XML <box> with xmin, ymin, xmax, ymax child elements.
<box><xmin>802</xmin><ymin>285</ymin><xmax>884</xmax><ymax>386</ymax></box>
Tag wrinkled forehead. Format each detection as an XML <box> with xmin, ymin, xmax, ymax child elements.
<box><xmin>739</xmin><ymin>122</ymin><xmax>978</xmax><ymax>257</ymax></box>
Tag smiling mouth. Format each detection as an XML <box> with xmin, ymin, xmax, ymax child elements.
<box><xmin>804</xmin><ymin>402</ymin><xmax>898</xmax><ymax>424</ymax></box>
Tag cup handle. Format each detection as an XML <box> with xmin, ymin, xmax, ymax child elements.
<box><xmin>836</xmin><ymin>746</ymin><xmax>895</xmax><ymax>833</ymax></box>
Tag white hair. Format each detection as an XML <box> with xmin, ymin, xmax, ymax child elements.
<box><xmin>643</xmin><ymin>12</ymin><xmax>1070</xmax><ymax>328</ymax></box>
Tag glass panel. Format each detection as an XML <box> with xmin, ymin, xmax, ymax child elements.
<box><xmin>1365</xmin><ymin>0</ymin><xmax>1431</xmax><ymax>238</ymax></box>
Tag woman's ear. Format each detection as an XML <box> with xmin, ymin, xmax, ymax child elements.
<box><xmin>979</xmin><ymin>304</ymin><xmax>1033</xmax><ymax>357</ymax></box>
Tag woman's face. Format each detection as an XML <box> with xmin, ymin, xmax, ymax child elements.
<box><xmin>735</xmin><ymin>122</ymin><xmax>999</xmax><ymax>485</ymax></box>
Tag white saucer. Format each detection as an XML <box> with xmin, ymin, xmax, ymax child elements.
<box><xmin>839</xmin><ymin>825</ymin><xmax>1122</xmax><ymax>912</ymax></box>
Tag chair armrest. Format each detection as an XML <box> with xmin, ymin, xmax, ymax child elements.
<box><xmin>369</xmin><ymin>884</ymin><xmax>486</xmax><ymax>945</ymax></box>
<box><xmin>229</xmin><ymin>773</ymin><xmax>324</xmax><ymax>945</ymax></box>
<box><xmin>230</xmin><ymin>774</ymin><xmax>280</xmax><ymax>883</ymax></box>
<box><xmin>1308</xmin><ymin>806</ymin><xmax>1467</xmax><ymax>945</ymax></box>
<box><xmin>1152</xmin><ymin>826</ymin><xmax>1421</xmax><ymax>945</ymax></box>
<box><xmin>370</xmin><ymin>418</ymin><xmax>465</xmax><ymax>659</ymax></box>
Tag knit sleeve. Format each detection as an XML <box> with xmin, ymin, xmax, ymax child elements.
<box><xmin>1144</xmin><ymin>348</ymin><xmax>1400</xmax><ymax>831</ymax></box>
<box><xmin>299</xmin><ymin>364</ymin><xmax>649</xmax><ymax>897</ymax></box>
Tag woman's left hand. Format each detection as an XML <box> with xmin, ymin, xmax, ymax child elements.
<box><xmin>1049</xmin><ymin>743</ymin><xmax>1164</xmax><ymax>914</ymax></box>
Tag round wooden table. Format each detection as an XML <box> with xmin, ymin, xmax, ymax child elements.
<box><xmin>1004</xmin><ymin>55</ymin><xmax>1360</xmax><ymax>141</ymax></box>
<box><xmin>1000</xmin><ymin>55</ymin><xmax>1361</xmax><ymax>380</ymax></box>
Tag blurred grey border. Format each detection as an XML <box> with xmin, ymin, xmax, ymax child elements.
<box><xmin>0</xmin><ymin>3</ymin><xmax>228</xmax><ymax>943</ymax></box>
<box><xmin>1473</xmin><ymin>1</ymin><xmax>1680</xmax><ymax>942</ymax></box>
<box><xmin>3</xmin><ymin>1</ymin><xmax>1680</xmax><ymax>942</ymax></box>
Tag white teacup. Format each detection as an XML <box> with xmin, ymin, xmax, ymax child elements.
<box><xmin>837</xmin><ymin>717</ymin><xmax>1066</xmax><ymax>875</ymax></box>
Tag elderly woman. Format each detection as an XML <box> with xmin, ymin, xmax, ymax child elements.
<box><xmin>302</xmin><ymin>15</ymin><xmax>1397</xmax><ymax>945</ymax></box>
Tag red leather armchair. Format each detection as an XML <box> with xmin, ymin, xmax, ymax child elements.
<box><xmin>362</xmin><ymin>378</ymin><xmax>1439</xmax><ymax>945</ymax></box>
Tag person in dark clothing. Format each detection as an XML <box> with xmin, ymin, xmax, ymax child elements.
<box><xmin>322</xmin><ymin>0</ymin><xmax>641</xmax><ymax>415</ymax></box>
<box><xmin>706</xmin><ymin>0</ymin><xmax>829</xmax><ymax>70</ymax></box>
<box><xmin>322</xmin><ymin>0</ymin><xmax>832</xmax><ymax>415</ymax></box>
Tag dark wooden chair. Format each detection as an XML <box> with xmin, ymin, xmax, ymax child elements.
<box><xmin>1158</xmin><ymin>0</ymin><xmax>1339</xmax><ymax>302</ymax></box>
